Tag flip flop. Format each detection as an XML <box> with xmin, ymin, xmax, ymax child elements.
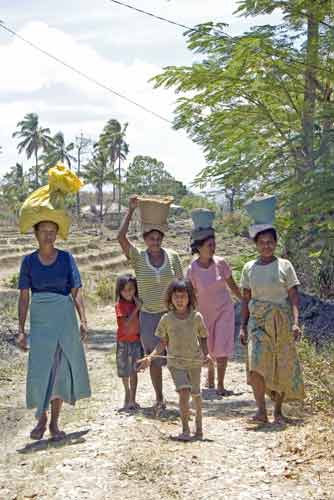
<box><xmin>247</xmin><ymin>415</ymin><xmax>269</xmax><ymax>425</ymax></box>
<box><xmin>172</xmin><ymin>433</ymin><xmax>191</xmax><ymax>442</ymax></box>
<box><xmin>49</xmin><ymin>428</ymin><xmax>66</xmax><ymax>441</ymax></box>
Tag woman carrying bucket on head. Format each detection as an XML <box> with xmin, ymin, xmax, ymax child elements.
<box><xmin>186</xmin><ymin>209</ymin><xmax>242</xmax><ymax>395</ymax></box>
<box><xmin>117</xmin><ymin>195</ymin><xmax>183</xmax><ymax>412</ymax></box>
<box><xmin>240</xmin><ymin>194</ymin><xmax>305</xmax><ymax>424</ymax></box>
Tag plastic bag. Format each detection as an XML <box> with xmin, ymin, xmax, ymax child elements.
<box><xmin>19</xmin><ymin>163</ymin><xmax>83</xmax><ymax>240</ymax></box>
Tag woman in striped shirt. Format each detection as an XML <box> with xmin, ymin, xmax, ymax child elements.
<box><xmin>117</xmin><ymin>196</ymin><xmax>183</xmax><ymax>411</ymax></box>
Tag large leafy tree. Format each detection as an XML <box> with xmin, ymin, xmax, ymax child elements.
<box><xmin>41</xmin><ymin>131</ymin><xmax>75</xmax><ymax>171</ymax></box>
<box><xmin>124</xmin><ymin>155</ymin><xmax>188</xmax><ymax>202</ymax></box>
<box><xmin>153</xmin><ymin>1</ymin><xmax>334</xmax><ymax>220</ymax></box>
<box><xmin>12</xmin><ymin>113</ymin><xmax>53</xmax><ymax>188</ymax></box>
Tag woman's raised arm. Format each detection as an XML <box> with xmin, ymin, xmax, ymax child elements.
<box><xmin>117</xmin><ymin>196</ymin><xmax>138</xmax><ymax>258</ymax></box>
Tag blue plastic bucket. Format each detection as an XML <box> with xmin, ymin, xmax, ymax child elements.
<box><xmin>244</xmin><ymin>195</ymin><xmax>277</xmax><ymax>225</ymax></box>
<box><xmin>191</xmin><ymin>208</ymin><xmax>215</xmax><ymax>229</ymax></box>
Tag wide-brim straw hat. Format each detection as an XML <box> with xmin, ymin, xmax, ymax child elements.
<box><xmin>138</xmin><ymin>196</ymin><xmax>173</xmax><ymax>235</ymax></box>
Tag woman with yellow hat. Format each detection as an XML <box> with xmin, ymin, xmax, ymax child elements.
<box><xmin>117</xmin><ymin>195</ymin><xmax>183</xmax><ymax>412</ymax></box>
<box><xmin>16</xmin><ymin>165</ymin><xmax>91</xmax><ymax>440</ymax></box>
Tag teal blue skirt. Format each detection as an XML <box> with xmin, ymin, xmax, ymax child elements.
<box><xmin>27</xmin><ymin>292</ymin><xmax>91</xmax><ymax>417</ymax></box>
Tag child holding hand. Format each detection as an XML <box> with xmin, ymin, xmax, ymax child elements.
<box><xmin>139</xmin><ymin>279</ymin><xmax>209</xmax><ymax>441</ymax></box>
<box><xmin>115</xmin><ymin>274</ymin><xmax>143</xmax><ymax>410</ymax></box>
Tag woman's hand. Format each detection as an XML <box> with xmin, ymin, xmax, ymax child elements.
<box><xmin>129</xmin><ymin>195</ymin><xmax>138</xmax><ymax>212</ymax></box>
<box><xmin>292</xmin><ymin>324</ymin><xmax>302</xmax><ymax>341</ymax></box>
<box><xmin>16</xmin><ymin>332</ymin><xmax>29</xmax><ymax>352</ymax></box>
<box><xmin>137</xmin><ymin>355</ymin><xmax>152</xmax><ymax>371</ymax></box>
<box><xmin>201</xmin><ymin>353</ymin><xmax>212</xmax><ymax>366</ymax></box>
<box><xmin>80</xmin><ymin>321</ymin><xmax>89</xmax><ymax>342</ymax></box>
<box><xmin>239</xmin><ymin>328</ymin><xmax>248</xmax><ymax>346</ymax></box>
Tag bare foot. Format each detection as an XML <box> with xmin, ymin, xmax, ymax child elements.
<box><xmin>194</xmin><ymin>430</ymin><xmax>203</xmax><ymax>440</ymax></box>
<box><xmin>273</xmin><ymin>414</ymin><xmax>287</xmax><ymax>425</ymax></box>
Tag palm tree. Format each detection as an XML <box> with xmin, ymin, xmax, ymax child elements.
<box><xmin>41</xmin><ymin>131</ymin><xmax>76</xmax><ymax>172</ymax></box>
<box><xmin>99</xmin><ymin>119</ymin><xmax>129</xmax><ymax>214</ymax></box>
<box><xmin>82</xmin><ymin>148</ymin><xmax>116</xmax><ymax>223</ymax></box>
<box><xmin>12</xmin><ymin>113</ymin><xmax>53</xmax><ymax>187</ymax></box>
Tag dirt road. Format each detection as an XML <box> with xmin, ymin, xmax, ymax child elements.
<box><xmin>0</xmin><ymin>306</ymin><xmax>333</xmax><ymax>500</ymax></box>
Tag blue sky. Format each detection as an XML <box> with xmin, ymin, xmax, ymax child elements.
<box><xmin>0</xmin><ymin>1</ymin><xmax>281</xmax><ymax>186</ymax></box>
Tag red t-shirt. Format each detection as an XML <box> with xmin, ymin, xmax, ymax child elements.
<box><xmin>115</xmin><ymin>300</ymin><xmax>140</xmax><ymax>342</ymax></box>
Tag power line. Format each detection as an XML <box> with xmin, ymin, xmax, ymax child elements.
<box><xmin>107</xmin><ymin>0</ymin><xmax>202</xmax><ymax>34</ymax></box>
<box><xmin>107</xmin><ymin>0</ymin><xmax>334</xmax><ymax>77</ymax></box>
<box><xmin>0</xmin><ymin>20</ymin><xmax>172</xmax><ymax>124</ymax></box>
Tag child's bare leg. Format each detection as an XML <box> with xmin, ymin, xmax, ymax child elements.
<box><xmin>206</xmin><ymin>361</ymin><xmax>215</xmax><ymax>388</ymax></box>
<box><xmin>128</xmin><ymin>372</ymin><xmax>139</xmax><ymax>408</ymax></box>
<box><xmin>179</xmin><ymin>388</ymin><xmax>191</xmax><ymax>439</ymax></box>
<box><xmin>192</xmin><ymin>394</ymin><xmax>203</xmax><ymax>438</ymax></box>
<box><xmin>121</xmin><ymin>377</ymin><xmax>130</xmax><ymax>408</ymax></box>
<box><xmin>217</xmin><ymin>357</ymin><xmax>228</xmax><ymax>393</ymax></box>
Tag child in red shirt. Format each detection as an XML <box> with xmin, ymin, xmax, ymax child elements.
<box><xmin>115</xmin><ymin>274</ymin><xmax>143</xmax><ymax>410</ymax></box>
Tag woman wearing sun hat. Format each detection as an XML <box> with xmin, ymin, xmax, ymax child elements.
<box><xmin>16</xmin><ymin>164</ymin><xmax>91</xmax><ymax>440</ymax></box>
<box><xmin>186</xmin><ymin>208</ymin><xmax>242</xmax><ymax>395</ymax></box>
<box><xmin>239</xmin><ymin>194</ymin><xmax>305</xmax><ymax>424</ymax></box>
<box><xmin>117</xmin><ymin>195</ymin><xmax>183</xmax><ymax>411</ymax></box>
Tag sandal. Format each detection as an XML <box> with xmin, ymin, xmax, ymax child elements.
<box><xmin>216</xmin><ymin>388</ymin><xmax>234</xmax><ymax>397</ymax></box>
<box><xmin>49</xmin><ymin>427</ymin><xmax>66</xmax><ymax>441</ymax></box>
<box><xmin>247</xmin><ymin>414</ymin><xmax>268</xmax><ymax>424</ymax></box>
<box><xmin>171</xmin><ymin>432</ymin><xmax>191</xmax><ymax>442</ymax></box>
<box><xmin>30</xmin><ymin>424</ymin><xmax>47</xmax><ymax>440</ymax></box>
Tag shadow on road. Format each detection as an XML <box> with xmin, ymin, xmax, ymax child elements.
<box><xmin>17</xmin><ymin>429</ymin><xmax>90</xmax><ymax>454</ymax></box>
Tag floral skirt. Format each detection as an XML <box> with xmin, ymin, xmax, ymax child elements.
<box><xmin>247</xmin><ymin>300</ymin><xmax>305</xmax><ymax>401</ymax></box>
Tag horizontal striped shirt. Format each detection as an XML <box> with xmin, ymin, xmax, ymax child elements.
<box><xmin>128</xmin><ymin>244</ymin><xmax>183</xmax><ymax>314</ymax></box>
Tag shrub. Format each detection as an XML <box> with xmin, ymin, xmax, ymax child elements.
<box><xmin>216</xmin><ymin>212</ymin><xmax>251</xmax><ymax>237</ymax></box>
<box><xmin>95</xmin><ymin>276</ymin><xmax>114</xmax><ymax>302</ymax></box>
<box><xmin>5</xmin><ymin>272</ymin><xmax>19</xmax><ymax>289</ymax></box>
<box><xmin>298</xmin><ymin>338</ymin><xmax>334</xmax><ymax>413</ymax></box>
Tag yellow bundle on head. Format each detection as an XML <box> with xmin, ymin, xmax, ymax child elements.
<box><xmin>19</xmin><ymin>163</ymin><xmax>84</xmax><ymax>240</ymax></box>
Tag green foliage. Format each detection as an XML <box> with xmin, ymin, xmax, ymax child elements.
<box><xmin>153</xmin><ymin>2</ymin><xmax>334</xmax><ymax>295</ymax></box>
<box><xmin>124</xmin><ymin>155</ymin><xmax>188</xmax><ymax>202</ymax></box>
<box><xmin>40</xmin><ymin>131</ymin><xmax>75</xmax><ymax>171</ymax></box>
<box><xmin>95</xmin><ymin>276</ymin><xmax>115</xmax><ymax>302</ymax></box>
<box><xmin>298</xmin><ymin>338</ymin><xmax>334</xmax><ymax>412</ymax></box>
<box><xmin>4</xmin><ymin>272</ymin><xmax>19</xmax><ymax>289</ymax></box>
<box><xmin>0</xmin><ymin>163</ymin><xmax>30</xmax><ymax>215</ymax></box>
<box><xmin>179</xmin><ymin>193</ymin><xmax>217</xmax><ymax>212</ymax></box>
<box><xmin>216</xmin><ymin>212</ymin><xmax>251</xmax><ymax>237</ymax></box>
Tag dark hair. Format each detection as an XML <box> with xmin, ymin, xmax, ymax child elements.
<box><xmin>254</xmin><ymin>228</ymin><xmax>278</xmax><ymax>243</ymax></box>
<box><xmin>190</xmin><ymin>235</ymin><xmax>215</xmax><ymax>255</ymax></box>
<box><xmin>143</xmin><ymin>229</ymin><xmax>164</xmax><ymax>239</ymax></box>
<box><xmin>165</xmin><ymin>279</ymin><xmax>197</xmax><ymax>311</ymax></box>
<box><xmin>115</xmin><ymin>274</ymin><xmax>138</xmax><ymax>301</ymax></box>
<box><xmin>33</xmin><ymin>221</ymin><xmax>59</xmax><ymax>232</ymax></box>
